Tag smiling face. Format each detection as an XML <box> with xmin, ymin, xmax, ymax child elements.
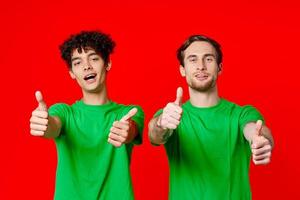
<box><xmin>69</xmin><ymin>47</ymin><xmax>111</xmax><ymax>94</ymax></box>
<box><xmin>180</xmin><ymin>41</ymin><xmax>222</xmax><ymax>92</ymax></box>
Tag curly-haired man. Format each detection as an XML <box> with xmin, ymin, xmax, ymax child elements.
<box><xmin>30</xmin><ymin>31</ymin><xmax>144</xmax><ymax>200</ymax></box>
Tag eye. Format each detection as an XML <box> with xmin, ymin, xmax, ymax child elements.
<box><xmin>73</xmin><ymin>61</ymin><xmax>81</xmax><ymax>66</ymax></box>
<box><xmin>205</xmin><ymin>57</ymin><xmax>214</xmax><ymax>62</ymax></box>
<box><xmin>91</xmin><ymin>57</ymin><xmax>100</xmax><ymax>61</ymax></box>
<box><xmin>189</xmin><ymin>57</ymin><xmax>197</xmax><ymax>62</ymax></box>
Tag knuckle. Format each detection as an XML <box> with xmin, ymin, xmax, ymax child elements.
<box><xmin>266</xmin><ymin>145</ymin><xmax>272</xmax><ymax>151</ymax></box>
<box><xmin>30</xmin><ymin>130</ymin><xmax>35</xmax><ymax>135</ymax></box>
<box><xmin>42</xmin><ymin>125</ymin><xmax>47</xmax><ymax>131</ymax></box>
<box><xmin>32</xmin><ymin>110</ymin><xmax>37</xmax><ymax>116</ymax></box>
<box><xmin>120</xmin><ymin>137</ymin><xmax>126</xmax><ymax>143</ymax></box>
<box><xmin>166</xmin><ymin>103</ymin><xmax>172</xmax><ymax>108</ymax></box>
<box><xmin>123</xmin><ymin>130</ymin><xmax>128</xmax><ymax>137</ymax></box>
<box><xmin>253</xmin><ymin>158</ymin><xmax>258</xmax><ymax>165</ymax></box>
<box><xmin>115</xmin><ymin>142</ymin><xmax>122</xmax><ymax>147</ymax></box>
<box><xmin>178</xmin><ymin>107</ymin><xmax>183</xmax><ymax>113</ymax></box>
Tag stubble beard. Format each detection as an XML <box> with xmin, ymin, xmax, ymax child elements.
<box><xmin>188</xmin><ymin>76</ymin><xmax>217</xmax><ymax>92</ymax></box>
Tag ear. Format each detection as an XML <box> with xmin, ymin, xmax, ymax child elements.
<box><xmin>106</xmin><ymin>61</ymin><xmax>112</xmax><ymax>71</ymax></box>
<box><xmin>180</xmin><ymin>65</ymin><xmax>186</xmax><ymax>77</ymax></box>
<box><xmin>218</xmin><ymin>63</ymin><xmax>223</xmax><ymax>75</ymax></box>
<box><xmin>69</xmin><ymin>70</ymin><xmax>76</xmax><ymax>79</ymax></box>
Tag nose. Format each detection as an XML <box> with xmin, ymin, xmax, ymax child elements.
<box><xmin>196</xmin><ymin>58</ymin><xmax>207</xmax><ymax>71</ymax></box>
<box><xmin>83</xmin><ymin>61</ymin><xmax>93</xmax><ymax>71</ymax></box>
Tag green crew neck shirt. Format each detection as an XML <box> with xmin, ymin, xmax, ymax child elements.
<box><xmin>49</xmin><ymin>100</ymin><xmax>144</xmax><ymax>200</ymax></box>
<box><xmin>155</xmin><ymin>99</ymin><xmax>263</xmax><ymax>200</ymax></box>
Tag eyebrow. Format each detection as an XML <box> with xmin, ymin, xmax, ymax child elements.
<box><xmin>203</xmin><ymin>53</ymin><xmax>216</xmax><ymax>58</ymax></box>
<box><xmin>71</xmin><ymin>57</ymin><xmax>81</xmax><ymax>62</ymax></box>
<box><xmin>87</xmin><ymin>52</ymin><xmax>99</xmax><ymax>57</ymax></box>
<box><xmin>71</xmin><ymin>52</ymin><xmax>99</xmax><ymax>62</ymax></box>
<box><xmin>186</xmin><ymin>54</ymin><xmax>198</xmax><ymax>60</ymax></box>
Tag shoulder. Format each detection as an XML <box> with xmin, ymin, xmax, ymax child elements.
<box><xmin>49</xmin><ymin>103</ymin><xmax>71</xmax><ymax>113</ymax></box>
<box><xmin>115</xmin><ymin>103</ymin><xmax>144</xmax><ymax>116</ymax></box>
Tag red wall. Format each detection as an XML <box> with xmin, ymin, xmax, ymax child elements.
<box><xmin>1</xmin><ymin>0</ymin><xmax>299</xmax><ymax>199</ymax></box>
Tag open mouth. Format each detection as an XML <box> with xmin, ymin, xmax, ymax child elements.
<box><xmin>84</xmin><ymin>73</ymin><xmax>97</xmax><ymax>81</ymax></box>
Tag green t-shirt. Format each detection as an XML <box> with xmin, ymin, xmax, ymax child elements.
<box><xmin>48</xmin><ymin>100</ymin><xmax>144</xmax><ymax>200</ymax></box>
<box><xmin>155</xmin><ymin>99</ymin><xmax>264</xmax><ymax>200</ymax></box>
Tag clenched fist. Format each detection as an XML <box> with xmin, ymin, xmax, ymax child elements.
<box><xmin>30</xmin><ymin>91</ymin><xmax>49</xmax><ymax>136</ymax></box>
<box><xmin>108</xmin><ymin>108</ymin><xmax>138</xmax><ymax>147</ymax></box>
<box><xmin>251</xmin><ymin>120</ymin><xmax>272</xmax><ymax>165</ymax></box>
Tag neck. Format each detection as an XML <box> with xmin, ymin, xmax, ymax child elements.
<box><xmin>189</xmin><ymin>86</ymin><xmax>220</xmax><ymax>107</ymax></box>
<box><xmin>81</xmin><ymin>85</ymin><xmax>109</xmax><ymax>105</ymax></box>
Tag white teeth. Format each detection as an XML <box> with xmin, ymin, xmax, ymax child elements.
<box><xmin>84</xmin><ymin>73</ymin><xmax>96</xmax><ymax>80</ymax></box>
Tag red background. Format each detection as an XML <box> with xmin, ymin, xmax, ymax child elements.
<box><xmin>1</xmin><ymin>0</ymin><xmax>299</xmax><ymax>199</ymax></box>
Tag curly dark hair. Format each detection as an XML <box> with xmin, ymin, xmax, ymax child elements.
<box><xmin>177</xmin><ymin>35</ymin><xmax>223</xmax><ymax>67</ymax></box>
<box><xmin>59</xmin><ymin>31</ymin><xmax>116</xmax><ymax>68</ymax></box>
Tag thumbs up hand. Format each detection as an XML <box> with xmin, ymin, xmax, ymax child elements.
<box><xmin>30</xmin><ymin>91</ymin><xmax>49</xmax><ymax>136</ymax></box>
<box><xmin>157</xmin><ymin>87</ymin><xmax>183</xmax><ymax>130</ymax></box>
<box><xmin>108</xmin><ymin>108</ymin><xmax>138</xmax><ymax>147</ymax></box>
<box><xmin>251</xmin><ymin>120</ymin><xmax>272</xmax><ymax>165</ymax></box>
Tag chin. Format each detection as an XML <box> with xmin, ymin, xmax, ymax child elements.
<box><xmin>190</xmin><ymin>80</ymin><xmax>215</xmax><ymax>92</ymax></box>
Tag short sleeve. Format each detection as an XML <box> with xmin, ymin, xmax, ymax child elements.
<box><xmin>239</xmin><ymin>105</ymin><xmax>264</xmax><ymax>132</ymax></box>
<box><xmin>48</xmin><ymin>103</ymin><xmax>70</xmax><ymax>134</ymax></box>
<box><xmin>154</xmin><ymin>109</ymin><xmax>163</xmax><ymax>118</ymax></box>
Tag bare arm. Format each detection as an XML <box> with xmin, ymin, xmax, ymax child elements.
<box><xmin>43</xmin><ymin>116</ymin><xmax>62</xmax><ymax>138</ymax></box>
<box><xmin>148</xmin><ymin>115</ymin><xmax>174</xmax><ymax>145</ymax></box>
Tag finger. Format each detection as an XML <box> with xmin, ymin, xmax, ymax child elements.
<box><xmin>112</xmin><ymin>121</ymin><xmax>129</xmax><ymax>131</ymax></box>
<box><xmin>253</xmin><ymin>157</ymin><xmax>271</xmax><ymax>165</ymax></box>
<box><xmin>108</xmin><ymin>137</ymin><xmax>122</xmax><ymax>147</ymax></box>
<box><xmin>110</xmin><ymin>127</ymin><xmax>128</xmax><ymax>138</ymax></box>
<box><xmin>253</xmin><ymin>151</ymin><xmax>271</xmax><ymax>160</ymax></box>
<box><xmin>166</xmin><ymin>117</ymin><xmax>180</xmax><ymax>126</ymax></box>
<box><xmin>165</xmin><ymin>123</ymin><xmax>177</xmax><ymax>130</ymax></box>
<box><xmin>35</xmin><ymin>91</ymin><xmax>47</xmax><ymax>111</ymax></box>
<box><xmin>165</xmin><ymin>103</ymin><xmax>183</xmax><ymax>114</ymax></box>
<box><xmin>109</xmin><ymin>132</ymin><xmax>126</xmax><ymax>142</ymax></box>
<box><xmin>30</xmin><ymin>130</ymin><xmax>45</xmax><ymax>136</ymax></box>
<box><xmin>121</xmin><ymin>108</ymin><xmax>138</xmax><ymax>122</ymax></box>
<box><xmin>30</xmin><ymin>123</ymin><xmax>48</xmax><ymax>131</ymax></box>
<box><xmin>32</xmin><ymin>110</ymin><xmax>48</xmax><ymax>119</ymax></box>
<box><xmin>174</xmin><ymin>87</ymin><xmax>183</xmax><ymax>106</ymax></box>
<box><xmin>168</xmin><ymin>111</ymin><xmax>182</xmax><ymax>121</ymax></box>
<box><xmin>252</xmin><ymin>144</ymin><xmax>272</xmax><ymax>155</ymax></box>
<box><xmin>256</xmin><ymin>120</ymin><xmax>263</xmax><ymax>136</ymax></box>
<box><xmin>251</xmin><ymin>137</ymin><xmax>269</xmax><ymax>149</ymax></box>
<box><xmin>30</xmin><ymin>116</ymin><xmax>48</xmax><ymax>125</ymax></box>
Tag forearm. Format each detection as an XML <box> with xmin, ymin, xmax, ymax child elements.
<box><xmin>148</xmin><ymin>116</ymin><xmax>172</xmax><ymax>145</ymax></box>
<box><xmin>44</xmin><ymin>116</ymin><xmax>61</xmax><ymax>139</ymax></box>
